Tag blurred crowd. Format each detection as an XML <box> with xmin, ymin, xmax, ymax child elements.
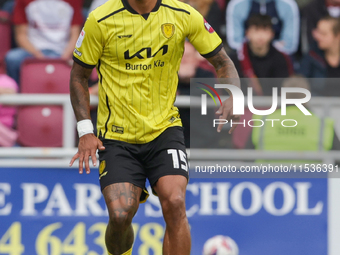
<box><xmin>0</xmin><ymin>0</ymin><xmax>339</xmax><ymax>152</ymax></box>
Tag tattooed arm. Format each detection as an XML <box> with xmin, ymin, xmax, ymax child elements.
<box><xmin>207</xmin><ymin>47</ymin><xmax>241</xmax><ymax>133</ymax></box>
<box><xmin>70</xmin><ymin>62</ymin><xmax>92</xmax><ymax>121</ymax></box>
<box><xmin>69</xmin><ymin>62</ymin><xmax>105</xmax><ymax>174</ymax></box>
<box><xmin>207</xmin><ymin>47</ymin><xmax>239</xmax><ymax>82</ymax></box>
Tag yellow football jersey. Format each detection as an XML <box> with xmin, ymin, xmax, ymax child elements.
<box><xmin>73</xmin><ymin>0</ymin><xmax>222</xmax><ymax>144</ymax></box>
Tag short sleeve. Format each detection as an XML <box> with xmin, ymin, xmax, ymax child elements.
<box><xmin>73</xmin><ymin>12</ymin><xmax>104</xmax><ymax>69</ymax></box>
<box><xmin>186</xmin><ymin>8</ymin><xmax>223</xmax><ymax>58</ymax></box>
<box><xmin>12</xmin><ymin>0</ymin><xmax>28</xmax><ymax>25</ymax></box>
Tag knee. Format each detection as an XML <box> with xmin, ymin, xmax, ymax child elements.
<box><xmin>161</xmin><ymin>194</ymin><xmax>186</xmax><ymax>222</ymax></box>
<box><xmin>107</xmin><ymin>205</ymin><xmax>136</xmax><ymax>230</ymax></box>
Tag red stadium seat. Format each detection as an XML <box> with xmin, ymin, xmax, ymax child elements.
<box><xmin>20</xmin><ymin>59</ymin><xmax>71</xmax><ymax>93</ymax></box>
<box><xmin>18</xmin><ymin>59</ymin><xmax>71</xmax><ymax>147</ymax></box>
<box><xmin>0</xmin><ymin>11</ymin><xmax>11</xmax><ymax>74</ymax></box>
<box><xmin>17</xmin><ymin>106</ymin><xmax>63</xmax><ymax>147</ymax></box>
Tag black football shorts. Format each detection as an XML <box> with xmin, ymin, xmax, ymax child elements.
<box><xmin>98</xmin><ymin>126</ymin><xmax>189</xmax><ymax>203</ymax></box>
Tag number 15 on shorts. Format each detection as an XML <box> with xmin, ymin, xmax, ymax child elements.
<box><xmin>167</xmin><ymin>149</ymin><xmax>188</xmax><ymax>171</ymax></box>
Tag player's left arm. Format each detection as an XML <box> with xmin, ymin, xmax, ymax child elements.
<box><xmin>206</xmin><ymin>47</ymin><xmax>241</xmax><ymax>134</ymax></box>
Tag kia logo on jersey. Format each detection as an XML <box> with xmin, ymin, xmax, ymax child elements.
<box><xmin>204</xmin><ymin>19</ymin><xmax>214</xmax><ymax>33</ymax></box>
<box><xmin>124</xmin><ymin>45</ymin><xmax>168</xmax><ymax>59</ymax></box>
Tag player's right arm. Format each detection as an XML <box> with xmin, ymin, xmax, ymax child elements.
<box><xmin>69</xmin><ymin>63</ymin><xmax>105</xmax><ymax>174</ymax></box>
<box><xmin>69</xmin><ymin>12</ymin><xmax>105</xmax><ymax>174</ymax></box>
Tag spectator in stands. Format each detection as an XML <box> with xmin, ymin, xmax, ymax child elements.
<box><xmin>226</xmin><ymin>0</ymin><xmax>300</xmax><ymax>55</ymax></box>
<box><xmin>300</xmin><ymin>16</ymin><xmax>340</xmax><ymax>96</ymax></box>
<box><xmin>0</xmin><ymin>74</ymin><xmax>18</xmax><ymax>147</ymax></box>
<box><xmin>229</xmin><ymin>15</ymin><xmax>293</xmax><ymax>149</ymax></box>
<box><xmin>229</xmin><ymin>14</ymin><xmax>293</xmax><ymax>95</ymax></box>
<box><xmin>5</xmin><ymin>0</ymin><xmax>83</xmax><ymax>84</ymax></box>
<box><xmin>302</xmin><ymin>0</ymin><xmax>340</xmax><ymax>51</ymax></box>
<box><xmin>246</xmin><ymin>76</ymin><xmax>340</xmax><ymax>151</ymax></box>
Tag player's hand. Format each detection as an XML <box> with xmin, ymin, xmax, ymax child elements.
<box><xmin>69</xmin><ymin>134</ymin><xmax>105</xmax><ymax>174</ymax></box>
<box><xmin>215</xmin><ymin>96</ymin><xmax>240</xmax><ymax>134</ymax></box>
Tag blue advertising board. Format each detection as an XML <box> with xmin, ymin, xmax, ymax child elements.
<box><xmin>0</xmin><ymin>167</ymin><xmax>327</xmax><ymax>255</ymax></box>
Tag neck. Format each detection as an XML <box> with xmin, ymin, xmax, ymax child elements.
<box><xmin>248</xmin><ymin>42</ymin><xmax>270</xmax><ymax>57</ymax></box>
<box><xmin>126</xmin><ymin>0</ymin><xmax>158</xmax><ymax>14</ymax></box>
<box><xmin>325</xmin><ymin>43</ymin><xmax>340</xmax><ymax>67</ymax></box>
<box><xmin>325</xmin><ymin>44</ymin><xmax>340</xmax><ymax>57</ymax></box>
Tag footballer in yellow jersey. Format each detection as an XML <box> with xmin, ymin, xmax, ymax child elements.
<box><xmin>69</xmin><ymin>0</ymin><xmax>240</xmax><ymax>254</ymax></box>
<box><xmin>73</xmin><ymin>0</ymin><xmax>223</xmax><ymax>144</ymax></box>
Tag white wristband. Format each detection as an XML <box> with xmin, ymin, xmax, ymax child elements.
<box><xmin>77</xmin><ymin>119</ymin><xmax>94</xmax><ymax>138</ymax></box>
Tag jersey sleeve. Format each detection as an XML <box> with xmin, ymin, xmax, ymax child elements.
<box><xmin>186</xmin><ymin>8</ymin><xmax>223</xmax><ymax>58</ymax></box>
<box><xmin>73</xmin><ymin>12</ymin><xmax>104</xmax><ymax>69</ymax></box>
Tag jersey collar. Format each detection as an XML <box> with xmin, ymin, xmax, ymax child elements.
<box><xmin>122</xmin><ymin>0</ymin><xmax>162</xmax><ymax>19</ymax></box>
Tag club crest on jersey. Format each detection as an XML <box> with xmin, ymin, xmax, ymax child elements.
<box><xmin>161</xmin><ymin>23</ymin><xmax>175</xmax><ymax>39</ymax></box>
<box><xmin>204</xmin><ymin>19</ymin><xmax>214</xmax><ymax>33</ymax></box>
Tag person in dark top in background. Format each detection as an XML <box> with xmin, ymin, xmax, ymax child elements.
<box><xmin>229</xmin><ymin>14</ymin><xmax>293</xmax><ymax>96</ymax></box>
<box><xmin>300</xmin><ymin>16</ymin><xmax>340</xmax><ymax>96</ymax></box>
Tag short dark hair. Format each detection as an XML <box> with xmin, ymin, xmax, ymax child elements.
<box><xmin>246</xmin><ymin>14</ymin><xmax>273</xmax><ymax>30</ymax></box>
<box><xmin>319</xmin><ymin>15</ymin><xmax>340</xmax><ymax>35</ymax></box>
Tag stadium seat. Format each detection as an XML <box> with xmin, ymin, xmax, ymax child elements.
<box><xmin>0</xmin><ymin>11</ymin><xmax>11</xmax><ymax>74</ymax></box>
<box><xmin>17</xmin><ymin>106</ymin><xmax>63</xmax><ymax>147</ymax></box>
<box><xmin>18</xmin><ymin>59</ymin><xmax>71</xmax><ymax>147</ymax></box>
<box><xmin>20</xmin><ymin>59</ymin><xmax>71</xmax><ymax>93</ymax></box>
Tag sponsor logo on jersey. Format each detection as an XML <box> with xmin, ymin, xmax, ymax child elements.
<box><xmin>112</xmin><ymin>125</ymin><xmax>124</xmax><ymax>134</ymax></box>
<box><xmin>118</xmin><ymin>34</ymin><xmax>132</xmax><ymax>39</ymax></box>
<box><xmin>74</xmin><ymin>49</ymin><xmax>82</xmax><ymax>57</ymax></box>
<box><xmin>76</xmin><ymin>29</ymin><xmax>85</xmax><ymax>48</ymax></box>
<box><xmin>204</xmin><ymin>19</ymin><xmax>214</xmax><ymax>33</ymax></box>
<box><xmin>161</xmin><ymin>23</ymin><xmax>175</xmax><ymax>39</ymax></box>
<box><xmin>124</xmin><ymin>45</ymin><xmax>168</xmax><ymax>59</ymax></box>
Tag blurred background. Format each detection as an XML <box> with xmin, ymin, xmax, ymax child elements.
<box><xmin>0</xmin><ymin>0</ymin><xmax>340</xmax><ymax>254</ymax></box>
